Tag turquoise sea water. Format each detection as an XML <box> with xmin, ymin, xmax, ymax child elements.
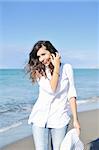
<box><xmin>0</xmin><ymin>69</ymin><xmax>99</xmax><ymax>148</ymax></box>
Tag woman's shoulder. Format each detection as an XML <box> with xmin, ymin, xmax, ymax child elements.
<box><xmin>62</xmin><ymin>63</ymin><xmax>73</xmax><ymax>70</ymax></box>
<box><xmin>61</xmin><ymin>63</ymin><xmax>74</xmax><ymax>75</ymax></box>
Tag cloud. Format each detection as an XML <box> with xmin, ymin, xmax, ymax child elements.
<box><xmin>61</xmin><ymin>49</ymin><xmax>98</xmax><ymax>68</ymax></box>
<box><xmin>0</xmin><ymin>45</ymin><xmax>30</xmax><ymax>68</ymax></box>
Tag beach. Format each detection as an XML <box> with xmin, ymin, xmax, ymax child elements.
<box><xmin>1</xmin><ymin>1</ymin><xmax>99</xmax><ymax>149</ymax></box>
<box><xmin>1</xmin><ymin>109</ymin><xmax>99</xmax><ymax>150</ymax></box>
<box><xmin>0</xmin><ymin>69</ymin><xmax>99</xmax><ymax>149</ymax></box>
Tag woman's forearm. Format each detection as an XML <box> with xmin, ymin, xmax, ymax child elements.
<box><xmin>69</xmin><ymin>97</ymin><xmax>81</xmax><ymax>135</ymax></box>
<box><xmin>69</xmin><ymin>97</ymin><xmax>78</xmax><ymax>121</ymax></box>
<box><xmin>50</xmin><ymin>64</ymin><xmax>60</xmax><ymax>92</ymax></box>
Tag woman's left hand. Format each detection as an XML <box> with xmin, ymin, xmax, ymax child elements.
<box><xmin>50</xmin><ymin>52</ymin><xmax>61</xmax><ymax>67</ymax></box>
<box><xmin>73</xmin><ymin>119</ymin><xmax>81</xmax><ymax>136</ymax></box>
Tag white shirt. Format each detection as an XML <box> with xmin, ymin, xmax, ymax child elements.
<box><xmin>60</xmin><ymin>128</ymin><xmax>84</xmax><ymax>150</ymax></box>
<box><xmin>28</xmin><ymin>63</ymin><xmax>77</xmax><ymax>128</ymax></box>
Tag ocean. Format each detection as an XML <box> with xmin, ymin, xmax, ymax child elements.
<box><xmin>0</xmin><ymin>69</ymin><xmax>99</xmax><ymax>148</ymax></box>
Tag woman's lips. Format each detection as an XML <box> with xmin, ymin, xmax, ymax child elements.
<box><xmin>43</xmin><ymin>59</ymin><xmax>51</xmax><ymax>65</ymax></box>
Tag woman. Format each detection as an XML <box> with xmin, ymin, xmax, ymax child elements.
<box><xmin>27</xmin><ymin>40</ymin><xmax>80</xmax><ymax>150</ymax></box>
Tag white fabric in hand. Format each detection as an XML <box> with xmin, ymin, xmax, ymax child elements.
<box><xmin>60</xmin><ymin>128</ymin><xmax>84</xmax><ymax>150</ymax></box>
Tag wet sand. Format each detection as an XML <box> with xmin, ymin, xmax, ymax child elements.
<box><xmin>1</xmin><ymin>109</ymin><xmax>99</xmax><ymax>150</ymax></box>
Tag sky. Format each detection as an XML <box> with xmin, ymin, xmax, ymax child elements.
<box><xmin>0</xmin><ymin>0</ymin><xmax>98</xmax><ymax>68</ymax></box>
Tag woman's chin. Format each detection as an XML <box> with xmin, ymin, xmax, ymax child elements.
<box><xmin>45</xmin><ymin>63</ymin><xmax>49</xmax><ymax>66</ymax></box>
<box><xmin>44</xmin><ymin>61</ymin><xmax>50</xmax><ymax>66</ymax></box>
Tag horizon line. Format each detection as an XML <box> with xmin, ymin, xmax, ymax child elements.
<box><xmin>0</xmin><ymin>67</ymin><xmax>99</xmax><ymax>69</ymax></box>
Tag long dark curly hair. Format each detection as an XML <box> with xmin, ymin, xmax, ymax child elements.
<box><xmin>27</xmin><ymin>40</ymin><xmax>58</xmax><ymax>83</ymax></box>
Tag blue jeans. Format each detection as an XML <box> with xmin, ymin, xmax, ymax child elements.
<box><xmin>32</xmin><ymin>124</ymin><xmax>68</xmax><ymax>150</ymax></box>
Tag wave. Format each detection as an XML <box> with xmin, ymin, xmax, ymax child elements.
<box><xmin>0</xmin><ymin>96</ymin><xmax>99</xmax><ymax>134</ymax></box>
<box><xmin>0</xmin><ymin>122</ymin><xmax>22</xmax><ymax>133</ymax></box>
<box><xmin>0</xmin><ymin>103</ymin><xmax>32</xmax><ymax>114</ymax></box>
<box><xmin>77</xmin><ymin>96</ymin><xmax>99</xmax><ymax>105</ymax></box>
<box><xmin>0</xmin><ymin>96</ymin><xmax>99</xmax><ymax>114</ymax></box>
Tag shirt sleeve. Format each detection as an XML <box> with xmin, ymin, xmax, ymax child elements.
<box><xmin>65</xmin><ymin>64</ymin><xmax>77</xmax><ymax>101</ymax></box>
<box><xmin>38</xmin><ymin>76</ymin><xmax>54</xmax><ymax>94</ymax></box>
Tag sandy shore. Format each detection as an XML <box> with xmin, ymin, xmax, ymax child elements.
<box><xmin>1</xmin><ymin>109</ymin><xmax>99</xmax><ymax>150</ymax></box>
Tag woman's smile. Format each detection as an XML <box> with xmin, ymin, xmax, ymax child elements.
<box><xmin>37</xmin><ymin>45</ymin><xmax>51</xmax><ymax>65</ymax></box>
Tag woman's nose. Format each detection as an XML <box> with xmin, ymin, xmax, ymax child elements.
<box><xmin>39</xmin><ymin>56</ymin><xmax>44</xmax><ymax>62</ymax></box>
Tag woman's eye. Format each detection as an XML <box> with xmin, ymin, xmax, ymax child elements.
<box><xmin>42</xmin><ymin>54</ymin><xmax>45</xmax><ymax>56</ymax></box>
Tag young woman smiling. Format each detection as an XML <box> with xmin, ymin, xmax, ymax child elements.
<box><xmin>27</xmin><ymin>40</ymin><xmax>80</xmax><ymax>150</ymax></box>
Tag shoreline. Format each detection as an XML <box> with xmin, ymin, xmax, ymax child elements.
<box><xmin>0</xmin><ymin>98</ymin><xmax>99</xmax><ymax>148</ymax></box>
<box><xmin>1</xmin><ymin>109</ymin><xmax>99</xmax><ymax>150</ymax></box>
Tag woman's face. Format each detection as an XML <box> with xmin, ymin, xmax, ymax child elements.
<box><xmin>37</xmin><ymin>45</ymin><xmax>51</xmax><ymax>66</ymax></box>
